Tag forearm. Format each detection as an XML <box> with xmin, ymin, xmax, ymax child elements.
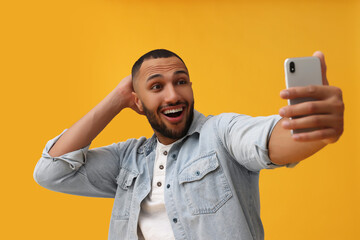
<box><xmin>268</xmin><ymin>118</ymin><xmax>327</xmax><ymax>165</ymax></box>
<box><xmin>48</xmin><ymin>90</ymin><xmax>125</xmax><ymax>157</ymax></box>
<box><xmin>34</xmin><ymin>131</ymin><xmax>119</xmax><ymax>197</ymax></box>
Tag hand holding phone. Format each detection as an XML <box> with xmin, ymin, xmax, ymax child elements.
<box><xmin>284</xmin><ymin>56</ymin><xmax>323</xmax><ymax>134</ymax></box>
<box><xmin>279</xmin><ymin>52</ymin><xmax>344</xmax><ymax>143</ymax></box>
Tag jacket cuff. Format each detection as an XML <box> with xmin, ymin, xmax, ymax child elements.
<box><xmin>41</xmin><ymin>129</ymin><xmax>90</xmax><ymax>170</ymax></box>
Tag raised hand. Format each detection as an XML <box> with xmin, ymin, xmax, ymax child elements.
<box><xmin>279</xmin><ymin>51</ymin><xmax>344</xmax><ymax>144</ymax></box>
<box><xmin>111</xmin><ymin>75</ymin><xmax>144</xmax><ymax>115</ymax></box>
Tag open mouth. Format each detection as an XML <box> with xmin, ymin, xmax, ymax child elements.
<box><xmin>162</xmin><ymin>107</ymin><xmax>184</xmax><ymax>118</ymax></box>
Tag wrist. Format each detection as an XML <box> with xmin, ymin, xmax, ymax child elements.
<box><xmin>104</xmin><ymin>90</ymin><xmax>127</xmax><ymax>115</ymax></box>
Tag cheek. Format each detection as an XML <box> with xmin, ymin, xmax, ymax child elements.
<box><xmin>183</xmin><ymin>88</ymin><xmax>194</xmax><ymax>102</ymax></box>
<box><xmin>142</xmin><ymin>95</ymin><xmax>162</xmax><ymax>111</ymax></box>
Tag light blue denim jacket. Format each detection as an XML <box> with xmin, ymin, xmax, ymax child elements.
<box><xmin>34</xmin><ymin>110</ymin><xmax>284</xmax><ymax>240</ymax></box>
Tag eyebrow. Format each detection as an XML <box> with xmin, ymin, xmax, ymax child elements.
<box><xmin>174</xmin><ymin>70</ymin><xmax>189</xmax><ymax>76</ymax></box>
<box><xmin>146</xmin><ymin>70</ymin><xmax>189</xmax><ymax>82</ymax></box>
<box><xmin>146</xmin><ymin>74</ymin><xmax>162</xmax><ymax>82</ymax></box>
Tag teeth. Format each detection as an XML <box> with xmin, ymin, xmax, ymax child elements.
<box><xmin>163</xmin><ymin>108</ymin><xmax>183</xmax><ymax>115</ymax></box>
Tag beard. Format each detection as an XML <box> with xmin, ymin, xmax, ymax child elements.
<box><xmin>142</xmin><ymin>100</ymin><xmax>194</xmax><ymax>140</ymax></box>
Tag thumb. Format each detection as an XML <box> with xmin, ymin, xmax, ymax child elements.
<box><xmin>313</xmin><ymin>51</ymin><xmax>329</xmax><ymax>85</ymax></box>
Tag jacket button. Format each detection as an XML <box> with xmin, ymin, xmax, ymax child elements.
<box><xmin>173</xmin><ymin>218</ymin><xmax>178</xmax><ymax>223</ymax></box>
<box><xmin>167</xmin><ymin>184</ymin><xmax>170</xmax><ymax>188</ymax></box>
<box><xmin>157</xmin><ymin>182</ymin><xmax>162</xmax><ymax>187</ymax></box>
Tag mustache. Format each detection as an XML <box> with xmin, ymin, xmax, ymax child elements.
<box><xmin>158</xmin><ymin>101</ymin><xmax>189</xmax><ymax>112</ymax></box>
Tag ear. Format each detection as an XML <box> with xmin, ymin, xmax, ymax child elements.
<box><xmin>132</xmin><ymin>92</ymin><xmax>144</xmax><ymax>113</ymax></box>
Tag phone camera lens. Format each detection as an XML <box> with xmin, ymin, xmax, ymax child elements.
<box><xmin>290</xmin><ymin>62</ymin><xmax>295</xmax><ymax>73</ymax></box>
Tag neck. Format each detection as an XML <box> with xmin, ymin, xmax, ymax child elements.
<box><xmin>155</xmin><ymin>134</ymin><xmax>179</xmax><ymax>145</ymax></box>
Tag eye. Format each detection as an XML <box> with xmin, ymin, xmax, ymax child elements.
<box><xmin>177</xmin><ymin>79</ymin><xmax>188</xmax><ymax>85</ymax></box>
<box><xmin>150</xmin><ymin>83</ymin><xmax>162</xmax><ymax>90</ymax></box>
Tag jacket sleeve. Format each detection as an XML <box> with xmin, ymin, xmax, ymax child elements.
<box><xmin>216</xmin><ymin>113</ymin><xmax>296</xmax><ymax>172</ymax></box>
<box><xmin>33</xmin><ymin>130</ymin><xmax>122</xmax><ymax>198</ymax></box>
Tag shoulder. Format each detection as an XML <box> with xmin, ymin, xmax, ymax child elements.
<box><xmin>114</xmin><ymin>136</ymin><xmax>152</xmax><ymax>154</ymax></box>
<box><xmin>111</xmin><ymin>136</ymin><xmax>155</xmax><ymax>170</ymax></box>
<box><xmin>193</xmin><ymin>111</ymin><xmax>247</xmax><ymax>127</ymax></box>
<box><xmin>211</xmin><ymin>112</ymin><xmax>281</xmax><ymax>126</ymax></box>
<box><xmin>203</xmin><ymin>112</ymin><xmax>252</xmax><ymax>128</ymax></box>
<box><xmin>201</xmin><ymin>112</ymin><xmax>281</xmax><ymax>137</ymax></box>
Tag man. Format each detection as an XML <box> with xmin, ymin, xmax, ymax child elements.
<box><xmin>34</xmin><ymin>49</ymin><xmax>344</xmax><ymax>240</ymax></box>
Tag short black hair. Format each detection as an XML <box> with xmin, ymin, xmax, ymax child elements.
<box><xmin>131</xmin><ymin>49</ymin><xmax>187</xmax><ymax>80</ymax></box>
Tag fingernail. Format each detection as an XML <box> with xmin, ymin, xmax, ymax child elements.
<box><xmin>293</xmin><ymin>134</ymin><xmax>300</xmax><ymax>140</ymax></box>
<box><xmin>280</xmin><ymin>90</ymin><xmax>289</xmax><ymax>98</ymax></box>
<box><xmin>279</xmin><ymin>109</ymin><xmax>285</xmax><ymax>116</ymax></box>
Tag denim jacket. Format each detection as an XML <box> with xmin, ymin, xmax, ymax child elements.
<box><xmin>34</xmin><ymin>110</ymin><xmax>284</xmax><ymax>240</ymax></box>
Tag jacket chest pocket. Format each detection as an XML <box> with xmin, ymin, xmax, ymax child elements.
<box><xmin>178</xmin><ymin>152</ymin><xmax>232</xmax><ymax>215</ymax></box>
<box><xmin>112</xmin><ymin>168</ymin><xmax>138</xmax><ymax>220</ymax></box>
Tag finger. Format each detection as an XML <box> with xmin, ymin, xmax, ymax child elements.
<box><xmin>122</xmin><ymin>75</ymin><xmax>132</xmax><ymax>82</ymax></box>
<box><xmin>280</xmin><ymin>85</ymin><xmax>333</xmax><ymax>100</ymax></box>
<box><xmin>279</xmin><ymin>100</ymin><xmax>335</xmax><ymax>118</ymax></box>
<box><xmin>313</xmin><ymin>51</ymin><xmax>329</xmax><ymax>85</ymax></box>
<box><xmin>292</xmin><ymin>128</ymin><xmax>338</xmax><ymax>142</ymax></box>
<box><xmin>281</xmin><ymin>114</ymin><xmax>340</xmax><ymax>130</ymax></box>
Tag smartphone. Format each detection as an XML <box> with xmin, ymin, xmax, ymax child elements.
<box><xmin>284</xmin><ymin>56</ymin><xmax>323</xmax><ymax>134</ymax></box>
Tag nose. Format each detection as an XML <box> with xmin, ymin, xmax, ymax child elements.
<box><xmin>163</xmin><ymin>84</ymin><xmax>181</xmax><ymax>104</ymax></box>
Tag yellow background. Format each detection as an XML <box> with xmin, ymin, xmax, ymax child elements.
<box><xmin>1</xmin><ymin>0</ymin><xmax>359</xmax><ymax>239</ymax></box>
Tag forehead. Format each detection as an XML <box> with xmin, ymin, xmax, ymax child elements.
<box><xmin>137</xmin><ymin>56</ymin><xmax>188</xmax><ymax>80</ymax></box>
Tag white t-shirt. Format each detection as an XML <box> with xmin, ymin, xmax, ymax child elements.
<box><xmin>138</xmin><ymin>140</ymin><xmax>176</xmax><ymax>240</ymax></box>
